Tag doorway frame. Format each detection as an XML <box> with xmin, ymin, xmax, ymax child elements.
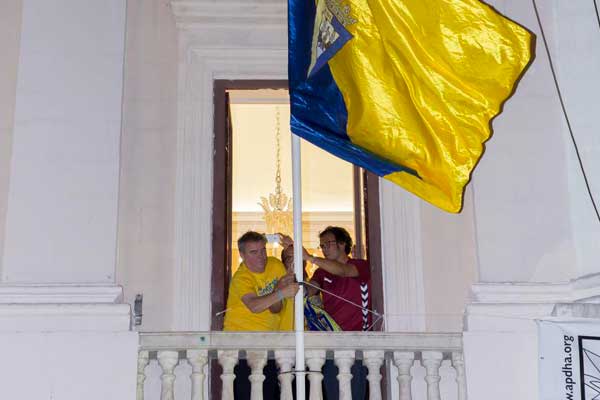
<box><xmin>211</xmin><ymin>80</ymin><xmax>384</xmax><ymax>330</ymax></box>
<box><xmin>170</xmin><ymin>1</ymin><xmax>426</xmax><ymax>338</ymax></box>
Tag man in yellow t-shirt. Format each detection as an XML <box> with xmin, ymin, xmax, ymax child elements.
<box><xmin>224</xmin><ymin>231</ymin><xmax>299</xmax><ymax>400</ymax></box>
<box><xmin>224</xmin><ymin>231</ymin><xmax>298</xmax><ymax>331</ymax></box>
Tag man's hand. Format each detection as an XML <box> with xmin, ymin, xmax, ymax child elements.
<box><xmin>280</xmin><ymin>281</ymin><xmax>300</xmax><ymax>298</ymax></box>
<box><xmin>302</xmin><ymin>247</ymin><xmax>313</xmax><ymax>262</ymax></box>
<box><xmin>278</xmin><ymin>233</ymin><xmax>294</xmax><ymax>248</ymax></box>
<box><xmin>277</xmin><ymin>272</ymin><xmax>296</xmax><ymax>289</ymax></box>
<box><xmin>244</xmin><ymin>276</ymin><xmax>300</xmax><ymax>314</ymax></box>
<box><xmin>267</xmin><ymin>272</ymin><xmax>299</xmax><ymax>313</ymax></box>
<box><xmin>277</xmin><ymin>272</ymin><xmax>300</xmax><ymax>299</ymax></box>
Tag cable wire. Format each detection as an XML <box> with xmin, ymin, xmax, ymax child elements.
<box><xmin>531</xmin><ymin>0</ymin><xmax>600</xmax><ymax>224</ymax></box>
<box><xmin>301</xmin><ymin>280</ymin><xmax>383</xmax><ymax>319</ymax></box>
<box><xmin>594</xmin><ymin>0</ymin><xmax>600</xmax><ymax>32</ymax></box>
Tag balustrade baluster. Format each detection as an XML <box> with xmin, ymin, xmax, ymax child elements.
<box><xmin>247</xmin><ymin>351</ymin><xmax>268</xmax><ymax>400</ymax></box>
<box><xmin>275</xmin><ymin>350</ymin><xmax>295</xmax><ymax>400</ymax></box>
<box><xmin>421</xmin><ymin>351</ymin><xmax>443</xmax><ymax>400</ymax></box>
<box><xmin>306</xmin><ymin>350</ymin><xmax>326</xmax><ymax>400</ymax></box>
<box><xmin>137</xmin><ymin>351</ymin><xmax>150</xmax><ymax>400</ymax></box>
<box><xmin>139</xmin><ymin>332</ymin><xmax>464</xmax><ymax>400</ymax></box>
<box><xmin>187</xmin><ymin>349</ymin><xmax>208</xmax><ymax>400</ymax></box>
<box><xmin>218</xmin><ymin>350</ymin><xmax>239</xmax><ymax>400</ymax></box>
<box><xmin>334</xmin><ymin>350</ymin><xmax>355</xmax><ymax>400</ymax></box>
<box><xmin>364</xmin><ymin>350</ymin><xmax>384</xmax><ymax>400</ymax></box>
<box><xmin>157</xmin><ymin>350</ymin><xmax>179</xmax><ymax>400</ymax></box>
<box><xmin>451</xmin><ymin>352</ymin><xmax>467</xmax><ymax>400</ymax></box>
<box><xmin>393</xmin><ymin>351</ymin><xmax>415</xmax><ymax>400</ymax></box>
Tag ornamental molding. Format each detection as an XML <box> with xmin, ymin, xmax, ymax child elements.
<box><xmin>169</xmin><ymin>0</ymin><xmax>427</xmax><ymax>331</ymax></box>
<box><xmin>171</xmin><ymin>5</ymin><xmax>287</xmax><ymax>328</ymax></box>
<box><xmin>0</xmin><ymin>284</ymin><xmax>124</xmax><ymax>304</ymax></box>
<box><xmin>170</xmin><ymin>0</ymin><xmax>286</xmax><ymax>29</ymax></box>
<box><xmin>0</xmin><ymin>303</ymin><xmax>131</xmax><ymax>332</ymax></box>
<box><xmin>471</xmin><ymin>272</ymin><xmax>600</xmax><ymax>304</ymax></box>
<box><xmin>465</xmin><ymin>274</ymin><xmax>600</xmax><ymax>331</ymax></box>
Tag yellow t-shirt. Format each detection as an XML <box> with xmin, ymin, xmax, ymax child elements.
<box><xmin>278</xmin><ymin>285</ymin><xmax>294</xmax><ymax>331</ymax></box>
<box><xmin>223</xmin><ymin>256</ymin><xmax>294</xmax><ymax>331</ymax></box>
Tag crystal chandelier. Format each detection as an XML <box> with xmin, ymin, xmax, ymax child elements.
<box><xmin>258</xmin><ymin>106</ymin><xmax>293</xmax><ymax>236</ymax></box>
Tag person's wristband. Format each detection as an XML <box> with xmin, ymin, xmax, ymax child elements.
<box><xmin>276</xmin><ymin>289</ymin><xmax>284</xmax><ymax>302</ymax></box>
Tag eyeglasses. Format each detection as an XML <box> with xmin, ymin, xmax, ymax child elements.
<box><xmin>318</xmin><ymin>240</ymin><xmax>338</xmax><ymax>250</ymax></box>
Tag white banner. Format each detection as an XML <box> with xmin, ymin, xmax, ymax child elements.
<box><xmin>538</xmin><ymin>320</ymin><xmax>600</xmax><ymax>400</ymax></box>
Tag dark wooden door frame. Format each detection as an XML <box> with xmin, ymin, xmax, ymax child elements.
<box><xmin>211</xmin><ymin>80</ymin><xmax>289</xmax><ymax>400</ymax></box>
<box><xmin>364</xmin><ymin>170</ymin><xmax>383</xmax><ymax>329</ymax></box>
<box><xmin>211</xmin><ymin>80</ymin><xmax>290</xmax><ymax>331</ymax></box>
<box><xmin>212</xmin><ymin>80</ymin><xmax>384</xmax><ymax>330</ymax></box>
<box><xmin>211</xmin><ymin>78</ymin><xmax>386</xmax><ymax>398</ymax></box>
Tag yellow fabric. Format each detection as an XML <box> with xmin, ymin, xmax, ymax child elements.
<box><xmin>327</xmin><ymin>0</ymin><xmax>532</xmax><ymax>212</ymax></box>
<box><xmin>278</xmin><ymin>289</ymin><xmax>294</xmax><ymax>331</ymax></box>
<box><xmin>223</xmin><ymin>256</ymin><xmax>293</xmax><ymax>331</ymax></box>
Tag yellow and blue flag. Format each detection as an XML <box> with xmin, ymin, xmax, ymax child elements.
<box><xmin>288</xmin><ymin>0</ymin><xmax>533</xmax><ymax>212</ymax></box>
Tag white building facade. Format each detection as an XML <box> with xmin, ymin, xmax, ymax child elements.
<box><xmin>0</xmin><ymin>0</ymin><xmax>599</xmax><ymax>399</ymax></box>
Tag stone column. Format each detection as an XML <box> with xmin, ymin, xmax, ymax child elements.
<box><xmin>218</xmin><ymin>350</ymin><xmax>239</xmax><ymax>400</ymax></box>
<box><xmin>137</xmin><ymin>351</ymin><xmax>150</xmax><ymax>400</ymax></box>
<box><xmin>2</xmin><ymin>0</ymin><xmax>124</xmax><ymax>287</ymax></box>
<box><xmin>363</xmin><ymin>350</ymin><xmax>384</xmax><ymax>400</ymax></box>
<box><xmin>392</xmin><ymin>351</ymin><xmax>414</xmax><ymax>400</ymax></box>
<box><xmin>275</xmin><ymin>350</ymin><xmax>296</xmax><ymax>400</ymax></box>
<box><xmin>188</xmin><ymin>349</ymin><xmax>209</xmax><ymax>400</ymax></box>
<box><xmin>0</xmin><ymin>2</ymin><xmax>137</xmax><ymax>400</ymax></box>
<box><xmin>247</xmin><ymin>350</ymin><xmax>268</xmax><ymax>400</ymax></box>
<box><xmin>306</xmin><ymin>350</ymin><xmax>326</xmax><ymax>400</ymax></box>
<box><xmin>334</xmin><ymin>350</ymin><xmax>355</xmax><ymax>400</ymax></box>
<box><xmin>421</xmin><ymin>351</ymin><xmax>443</xmax><ymax>400</ymax></box>
<box><xmin>158</xmin><ymin>351</ymin><xmax>180</xmax><ymax>400</ymax></box>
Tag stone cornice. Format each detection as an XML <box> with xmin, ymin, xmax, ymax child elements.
<box><xmin>170</xmin><ymin>0</ymin><xmax>286</xmax><ymax>29</ymax></box>
<box><xmin>0</xmin><ymin>284</ymin><xmax>124</xmax><ymax>304</ymax></box>
<box><xmin>471</xmin><ymin>273</ymin><xmax>600</xmax><ymax>304</ymax></box>
<box><xmin>0</xmin><ymin>303</ymin><xmax>131</xmax><ymax>331</ymax></box>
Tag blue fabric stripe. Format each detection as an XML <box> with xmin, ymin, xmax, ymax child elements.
<box><xmin>288</xmin><ymin>0</ymin><xmax>418</xmax><ymax>178</ymax></box>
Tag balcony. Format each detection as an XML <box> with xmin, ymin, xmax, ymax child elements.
<box><xmin>137</xmin><ymin>331</ymin><xmax>465</xmax><ymax>400</ymax></box>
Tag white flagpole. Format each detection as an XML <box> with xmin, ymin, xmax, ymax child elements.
<box><xmin>291</xmin><ymin>133</ymin><xmax>306</xmax><ymax>399</ymax></box>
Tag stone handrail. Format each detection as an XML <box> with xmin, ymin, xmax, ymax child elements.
<box><xmin>137</xmin><ymin>331</ymin><xmax>466</xmax><ymax>400</ymax></box>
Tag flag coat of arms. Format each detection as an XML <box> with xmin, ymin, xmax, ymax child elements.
<box><xmin>288</xmin><ymin>0</ymin><xmax>533</xmax><ymax>212</ymax></box>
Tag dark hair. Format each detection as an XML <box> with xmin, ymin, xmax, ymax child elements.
<box><xmin>281</xmin><ymin>245</ymin><xmax>293</xmax><ymax>262</ymax></box>
<box><xmin>237</xmin><ymin>231</ymin><xmax>266</xmax><ymax>253</ymax></box>
<box><xmin>319</xmin><ymin>226</ymin><xmax>352</xmax><ymax>255</ymax></box>
<box><xmin>280</xmin><ymin>245</ymin><xmax>306</xmax><ymax>269</ymax></box>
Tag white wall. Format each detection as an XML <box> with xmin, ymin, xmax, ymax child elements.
<box><xmin>2</xmin><ymin>0</ymin><xmax>126</xmax><ymax>283</ymax></box>
<box><xmin>116</xmin><ymin>0</ymin><xmax>178</xmax><ymax>331</ymax></box>
<box><xmin>471</xmin><ymin>0</ymin><xmax>600</xmax><ymax>284</ymax></box>
<box><xmin>552</xmin><ymin>1</ymin><xmax>600</xmax><ymax>278</ymax></box>
<box><xmin>116</xmin><ymin>0</ymin><xmax>600</xmax><ymax>336</ymax></box>
<box><xmin>421</xmin><ymin>187</ymin><xmax>478</xmax><ymax>332</ymax></box>
<box><xmin>0</xmin><ymin>0</ymin><xmax>22</xmax><ymax>276</ymax></box>
<box><xmin>0</xmin><ymin>2</ymin><xmax>138</xmax><ymax>399</ymax></box>
<box><xmin>463</xmin><ymin>4</ymin><xmax>600</xmax><ymax>400</ymax></box>
<box><xmin>1</xmin><ymin>331</ymin><xmax>138</xmax><ymax>400</ymax></box>
<box><xmin>472</xmin><ymin>0</ymin><xmax>579</xmax><ymax>284</ymax></box>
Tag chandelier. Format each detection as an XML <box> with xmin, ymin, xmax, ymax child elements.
<box><xmin>258</xmin><ymin>106</ymin><xmax>293</xmax><ymax>236</ymax></box>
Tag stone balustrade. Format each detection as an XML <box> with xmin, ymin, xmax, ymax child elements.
<box><xmin>138</xmin><ymin>331</ymin><xmax>465</xmax><ymax>400</ymax></box>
